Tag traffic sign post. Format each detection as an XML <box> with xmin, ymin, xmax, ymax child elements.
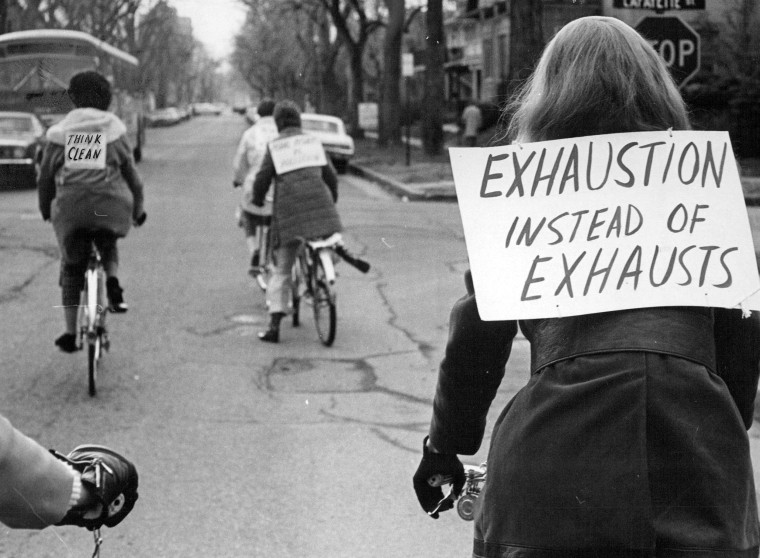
<box><xmin>635</xmin><ymin>16</ymin><xmax>700</xmax><ymax>89</ymax></box>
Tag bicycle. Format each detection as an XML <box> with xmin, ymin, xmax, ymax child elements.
<box><xmin>290</xmin><ymin>233</ymin><xmax>370</xmax><ymax>347</ymax></box>
<box><xmin>77</xmin><ymin>240</ymin><xmax>109</xmax><ymax>397</ymax></box>
<box><xmin>428</xmin><ymin>462</ymin><xmax>487</xmax><ymax>521</ymax></box>
<box><xmin>75</xmin><ymin>213</ymin><xmax>144</xmax><ymax>396</ymax></box>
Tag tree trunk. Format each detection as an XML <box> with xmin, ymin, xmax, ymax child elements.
<box><xmin>378</xmin><ymin>0</ymin><xmax>404</xmax><ymax>146</ymax></box>
<box><xmin>0</xmin><ymin>0</ymin><xmax>7</xmax><ymax>34</ymax></box>
<box><xmin>348</xmin><ymin>47</ymin><xmax>365</xmax><ymax>138</ymax></box>
<box><xmin>422</xmin><ymin>0</ymin><xmax>445</xmax><ymax>155</ymax></box>
<box><xmin>507</xmin><ymin>0</ymin><xmax>544</xmax><ymax>93</ymax></box>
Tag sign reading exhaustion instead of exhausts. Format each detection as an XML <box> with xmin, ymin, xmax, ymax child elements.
<box><xmin>450</xmin><ymin>131</ymin><xmax>760</xmax><ymax>320</ymax></box>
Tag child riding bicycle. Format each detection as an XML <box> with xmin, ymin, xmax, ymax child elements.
<box><xmin>38</xmin><ymin>71</ymin><xmax>146</xmax><ymax>353</ymax></box>
<box><xmin>251</xmin><ymin>100</ymin><xmax>342</xmax><ymax>343</ymax></box>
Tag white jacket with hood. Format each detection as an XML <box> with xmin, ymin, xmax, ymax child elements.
<box><xmin>38</xmin><ymin>108</ymin><xmax>144</xmax><ymax>243</ymax></box>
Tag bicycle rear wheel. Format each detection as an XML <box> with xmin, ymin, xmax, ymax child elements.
<box><xmin>311</xmin><ymin>255</ymin><xmax>336</xmax><ymax>346</ymax></box>
<box><xmin>291</xmin><ymin>250</ymin><xmax>307</xmax><ymax>327</ymax></box>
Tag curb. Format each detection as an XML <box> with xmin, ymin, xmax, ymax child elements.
<box><xmin>348</xmin><ymin>164</ymin><xmax>457</xmax><ymax>202</ymax></box>
<box><xmin>351</xmin><ymin>164</ymin><xmax>760</xmax><ymax>206</ymax></box>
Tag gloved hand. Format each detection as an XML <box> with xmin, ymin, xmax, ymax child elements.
<box><xmin>133</xmin><ymin>212</ymin><xmax>147</xmax><ymax>227</ymax></box>
<box><xmin>413</xmin><ymin>436</ymin><xmax>465</xmax><ymax>518</ymax></box>
<box><xmin>51</xmin><ymin>445</ymin><xmax>139</xmax><ymax>530</ymax></box>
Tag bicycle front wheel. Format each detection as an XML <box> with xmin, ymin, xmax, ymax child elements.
<box><xmin>88</xmin><ymin>336</ymin><xmax>100</xmax><ymax>396</ymax></box>
<box><xmin>311</xmin><ymin>256</ymin><xmax>336</xmax><ymax>346</ymax></box>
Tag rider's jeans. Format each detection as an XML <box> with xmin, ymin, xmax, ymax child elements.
<box><xmin>266</xmin><ymin>240</ymin><xmax>300</xmax><ymax>315</ymax></box>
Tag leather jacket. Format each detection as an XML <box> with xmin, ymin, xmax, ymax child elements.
<box><xmin>429</xmin><ymin>273</ymin><xmax>760</xmax><ymax>455</ymax></box>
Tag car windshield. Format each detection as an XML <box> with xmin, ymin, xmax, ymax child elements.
<box><xmin>302</xmin><ymin>119</ymin><xmax>339</xmax><ymax>134</ymax></box>
<box><xmin>0</xmin><ymin>116</ymin><xmax>32</xmax><ymax>133</ymax></box>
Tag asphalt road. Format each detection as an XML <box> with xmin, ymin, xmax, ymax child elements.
<box><xmin>2</xmin><ymin>113</ymin><xmax>760</xmax><ymax>557</ymax></box>
<box><xmin>0</xmin><ymin>113</ymin><xmax>521</xmax><ymax>557</ymax></box>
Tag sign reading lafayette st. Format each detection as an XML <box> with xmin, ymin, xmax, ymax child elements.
<box><xmin>614</xmin><ymin>0</ymin><xmax>705</xmax><ymax>10</ymax></box>
<box><xmin>635</xmin><ymin>16</ymin><xmax>700</xmax><ymax>88</ymax></box>
<box><xmin>449</xmin><ymin>131</ymin><xmax>760</xmax><ymax>321</ymax></box>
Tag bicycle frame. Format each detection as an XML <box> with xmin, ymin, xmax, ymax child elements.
<box><xmin>83</xmin><ymin>256</ymin><xmax>106</xmax><ymax>339</ymax></box>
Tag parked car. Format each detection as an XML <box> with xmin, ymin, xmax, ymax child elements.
<box><xmin>146</xmin><ymin>107</ymin><xmax>183</xmax><ymax>127</ymax></box>
<box><xmin>0</xmin><ymin>111</ymin><xmax>46</xmax><ymax>190</ymax></box>
<box><xmin>300</xmin><ymin>113</ymin><xmax>354</xmax><ymax>173</ymax></box>
<box><xmin>192</xmin><ymin>102</ymin><xmax>222</xmax><ymax>116</ymax></box>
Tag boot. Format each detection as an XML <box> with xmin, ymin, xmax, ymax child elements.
<box><xmin>258</xmin><ymin>312</ymin><xmax>284</xmax><ymax>343</ymax></box>
<box><xmin>106</xmin><ymin>276</ymin><xmax>128</xmax><ymax>313</ymax></box>
<box><xmin>55</xmin><ymin>332</ymin><xmax>79</xmax><ymax>353</ymax></box>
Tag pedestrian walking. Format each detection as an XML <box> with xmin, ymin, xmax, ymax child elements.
<box><xmin>461</xmin><ymin>100</ymin><xmax>482</xmax><ymax>147</ymax></box>
<box><xmin>413</xmin><ymin>16</ymin><xmax>760</xmax><ymax>558</ymax></box>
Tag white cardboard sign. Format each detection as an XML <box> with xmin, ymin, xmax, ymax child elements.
<box><xmin>64</xmin><ymin>130</ymin><xmax>106</xmax><ymax>170</ymax></box>
<box><xmin>450</xmin><ymin>131</ymin><xmax>760</xmax><ymax>320</ymax></box>
<box><xmin>269</xmin><ymin>134</ymin><xmax>327</xmax><ymax>175</ymax></box>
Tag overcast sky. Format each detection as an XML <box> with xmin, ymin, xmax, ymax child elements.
<box><xmin>170</xmin><ymin>0</ymin><xmax>248</xmax><ymax>59</ymax></box>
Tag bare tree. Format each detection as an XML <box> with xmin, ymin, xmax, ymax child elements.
<box><xmin>136</xmin><ymin>0</ymin><xmax>197</xmax><ymax>106</ymax></box>
<box><xmin>377</xmin><ymin>0</ymin><xmax>404</xmax><ymax>146</ymax></box>
<box><xmin>311</xmin><ymin>0</ymin><xmax>384</xmax><ymax>136</ymax></box>
<box><xmin>235</xmin><ymin>0</ymin><xmax>350</xmax><ymax>116</ymax></box>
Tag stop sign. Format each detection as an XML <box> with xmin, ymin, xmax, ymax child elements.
<box><xmin>635</xmin><ymin>16</ymin><xmax>700</xmax><ymax>88</ymax></box>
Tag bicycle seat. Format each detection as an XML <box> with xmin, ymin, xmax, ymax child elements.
<box><xmin>307</xmin><ymin>232</ymin><xmax>343</xmax><ymax>249</ymax></box>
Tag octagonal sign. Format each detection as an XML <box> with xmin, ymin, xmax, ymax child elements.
<box><xmin>635</xmin><ymin>16</ymin><xmax>700</xmax><ymax>88</ymax></box>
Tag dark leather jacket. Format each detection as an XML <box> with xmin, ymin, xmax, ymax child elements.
<box><xmin>429</xmin><ymin>274</ymin><xmax>760</xmax><ymax>455</ymax></box>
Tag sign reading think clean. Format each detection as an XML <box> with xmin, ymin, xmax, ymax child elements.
<box><xmin>64</xmin><ymin>130</ymin><xmax>106</xmax><ymax>170</ymax></box>
<box><xmin>269</xmin><ymin>134</ymin><xmax>327</xmax><ymax>175</ymax></box>
<box><xmin>450</xmin><ymin>131</ymin><xmax>760</xmax><ymax>320</ymax></box>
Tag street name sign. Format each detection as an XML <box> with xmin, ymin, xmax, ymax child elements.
<box><xmin>614</xmin><ymin>0</ymin><xmax>705</xmax><ymax>10</ymax></box>
<box><xmin>635</xmin><ymin>16</ymin><xmax>700</xmax><ymax>88</ymax></box>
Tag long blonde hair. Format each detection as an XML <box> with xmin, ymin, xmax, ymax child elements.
<box><xmin>503</xmin><ymin>16</ymin><xmax>691</xmax><ymax>144</ymax></box>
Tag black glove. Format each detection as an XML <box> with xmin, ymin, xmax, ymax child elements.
<box><xmin>412</xmin><ymin>436</ymin><xmax>465</xmax><ymax>519</ymax></box>
<box><xmin>134</xmin><ymin>212</ymin><xmax>147</xmax><ymax>227</ymax></box>
<box><xmin>52</xmin><ymin>445</ymin><xmax>139</xmax><ymax>530</ymax></box>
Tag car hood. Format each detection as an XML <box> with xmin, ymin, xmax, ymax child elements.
<box><xmin>0</xmin><ymin>133</ymin><xmax>37</xmax><ymax>147</ymax></box>
<box><xmin>303</xmin><ymin>129</ymin><xmax>353</xmax><ymax>145</ymax></box>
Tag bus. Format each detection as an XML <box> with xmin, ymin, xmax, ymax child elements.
<box><xmin>0</xmin><ymin>29</ymin><xmax>146</xmax><ymax>162</ymax></box>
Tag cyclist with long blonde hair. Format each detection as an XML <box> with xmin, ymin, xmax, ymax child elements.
<box><xmin>414</xmin><ymin>16</ymin><xmax>760</xmax><ymax>557</ymax></box>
